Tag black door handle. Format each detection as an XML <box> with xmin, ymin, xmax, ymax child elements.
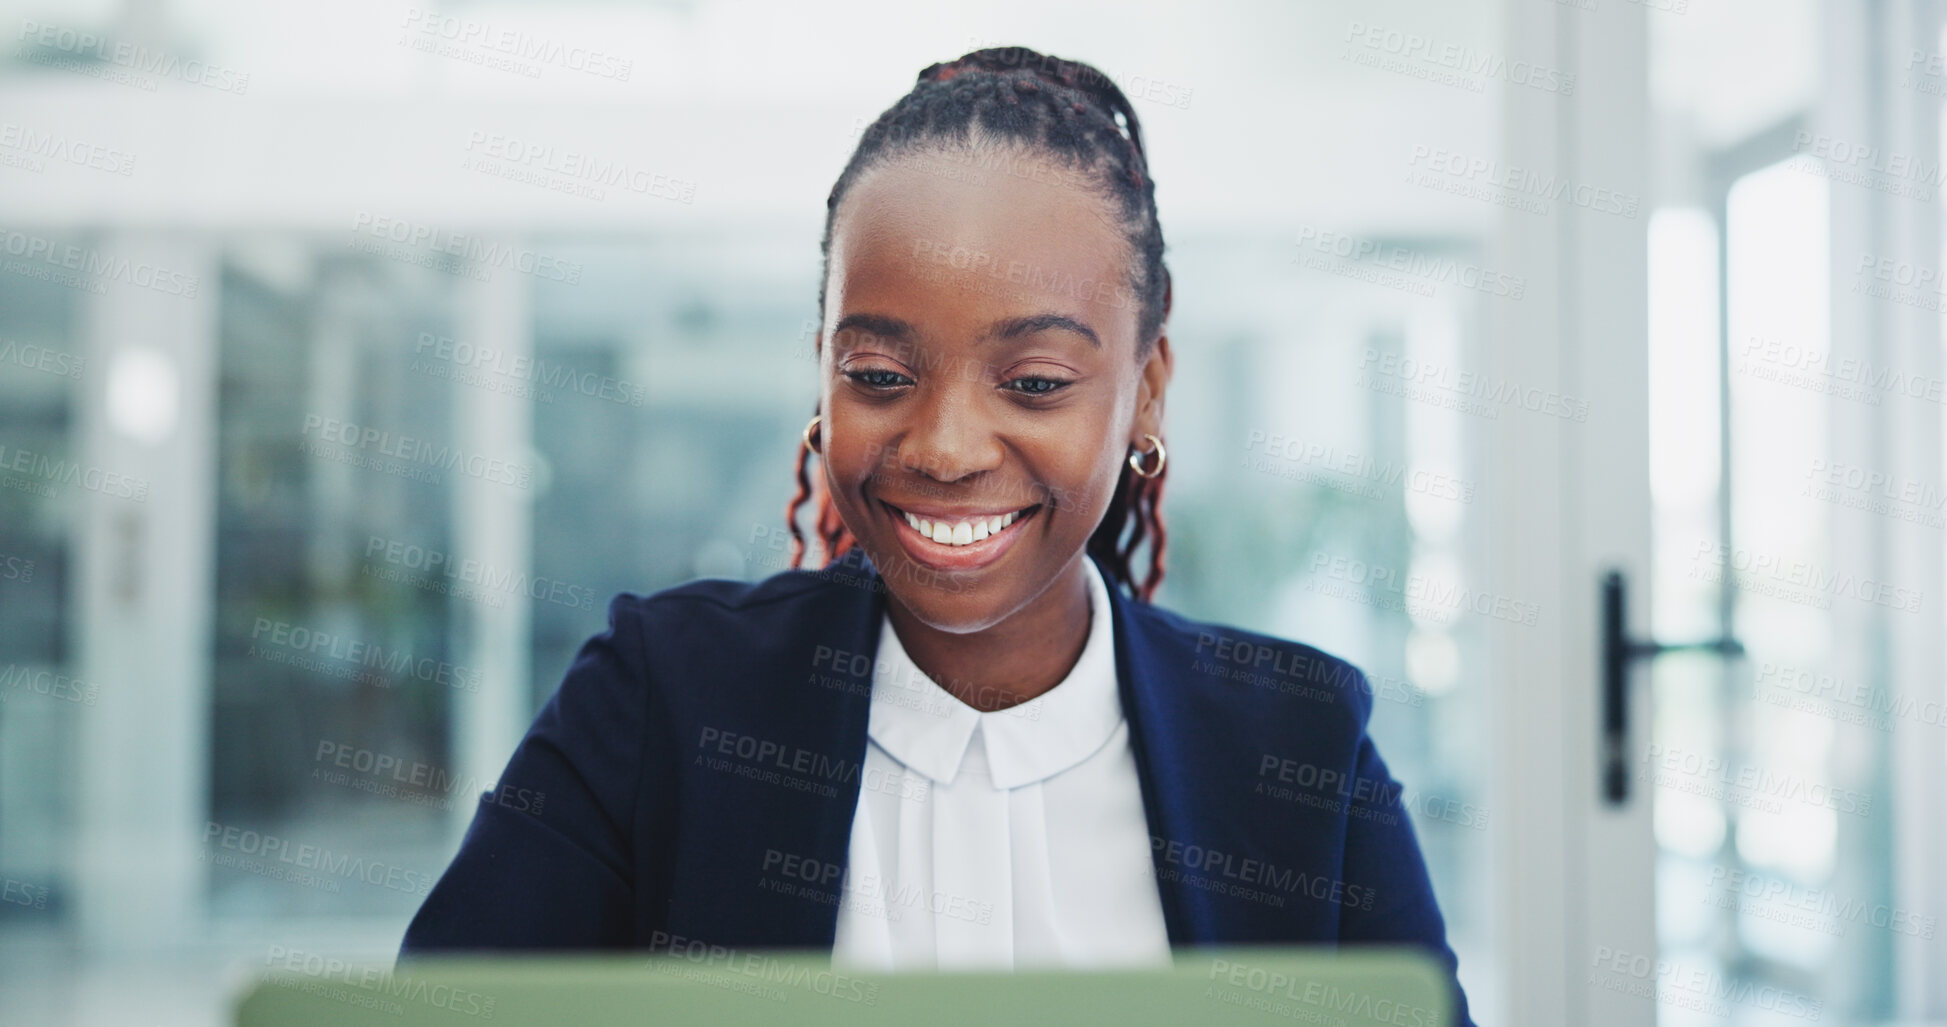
<box><xmin>1600</xmin><ymin>568</ymin><xmax>1745</xmax><ymax>805</ymax></box>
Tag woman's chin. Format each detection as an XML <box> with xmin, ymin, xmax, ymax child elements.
<box><xmin>863</xmin><ymin>552</ymin><xmax>1013</xmax><ymax>633</ymax></box>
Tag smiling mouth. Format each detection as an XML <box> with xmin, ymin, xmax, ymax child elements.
<box><xmin>879</xmin><ymin>500</ymin><xmax>1042</xmax><ymax>548</ymax></box>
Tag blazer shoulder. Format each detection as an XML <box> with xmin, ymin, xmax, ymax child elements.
<box><xmin>610</xmin><ymin>565</ymin><xmax>849</xmax><ymax>622</ymax></box>
<box><xmin>1127</xmin><ymin>598</ymin><xmax>1383</xmax><ymax>730</ymax></box>
<box><xmin>596</xmin><ymin>565</ymin><xmax>872</xmax><ymax>681</ymax></box>
<box><xmin>590</xmin><ymin>565</ymin><xmax>884</xmax><ymax>731</ymax></box>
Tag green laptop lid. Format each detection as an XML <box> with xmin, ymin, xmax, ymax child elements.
<box><xmin>234</xmin><ymin>945</ymin><xmax>1453</xmax><ymax>1026</ymax></box>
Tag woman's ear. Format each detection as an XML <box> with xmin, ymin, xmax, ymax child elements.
<box><xmin>1130</xmin><ymin>268</ymin><xmax>1173</xmax><ymax>441</ymax></box>
<box><xmin>1135</xmin><ymin>331</ymin><xmax>1173</xmax><ymax>440</ymax></box>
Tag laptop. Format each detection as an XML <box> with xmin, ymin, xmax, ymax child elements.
<box><xmin>235</xmin><ymin>945</ymin><xmax>1453</xmax><ymax>1025</ymax></box>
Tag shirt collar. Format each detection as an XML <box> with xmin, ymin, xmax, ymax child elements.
<box><xmin>864</xmin><ymin>555</ymin><xmax>1124</xmax><ymax>790</ymax></box>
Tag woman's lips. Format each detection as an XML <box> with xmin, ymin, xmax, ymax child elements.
<box><xmin>880</xmin><ymin>499</ymin><xmax>1042</xmax><ymax>573</ymax></box>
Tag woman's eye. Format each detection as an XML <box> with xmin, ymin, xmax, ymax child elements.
<box><xmin>844</xmin><ymin>368</ymin><xmax>913</xmax><ymax>390</ymax></box>
<box><xmin>1007</xmin><ymin>376</ymin><xmax>1073</xmax><ymax>396</ymax></box>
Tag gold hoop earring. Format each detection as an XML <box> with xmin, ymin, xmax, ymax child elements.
<box><xmin>1128</xmin><ymin>433</ymin><xmax>1166</xmax><ymax>479</ymax></box>
<box><xmin>802</xmin><ymin>415</ymin><xmax>822</xmax><ymax>454</ymax></box>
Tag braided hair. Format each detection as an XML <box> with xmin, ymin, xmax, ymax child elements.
<box><xmin>786</xmin><ymin>45</ymin><xmax>1172</xmax><ymax>603</ymax></box>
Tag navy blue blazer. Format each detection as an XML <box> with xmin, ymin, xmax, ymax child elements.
<box><xmin>400</xmin><ymin>548</ymin><xmax>1475</xmax><ymax>1025</ymax></box>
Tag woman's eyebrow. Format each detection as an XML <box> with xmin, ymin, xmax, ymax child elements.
<box><xmin>832</xmin><ymin>313</ymin><xmax>915</xmax><ymax>345</ymax></box>
<box><xmin>831</xmin><ymin>312</ymin><xmax>1100</xmax><ymax>349</ymax></box>
<box><xmin>989</xmin><ymin>313</ymin><xmax>1100</xmax><ymax>349</ymax></box>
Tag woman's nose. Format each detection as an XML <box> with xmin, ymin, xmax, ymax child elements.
<box><xmin>893</xmin><ymin>380</ymin><xmax>1005</xmax><ymax>484</ymax></box>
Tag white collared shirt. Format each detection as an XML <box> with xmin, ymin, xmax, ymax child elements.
<box><xmin>829</xmin><ymin>556</ymin><xmax>1173</xmax><ymax>972</ymax></box>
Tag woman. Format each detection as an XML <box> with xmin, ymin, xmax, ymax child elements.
<box><xmin>402</xmin><ymin>45</ymin><xmax>1475</xmax><ymax>1025</ymax></box>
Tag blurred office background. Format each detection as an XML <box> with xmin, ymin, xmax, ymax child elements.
<box><xmin>2</xmin><ymin>0</ymin><xmax>1944</xmax><ymax>1024</ymax></box>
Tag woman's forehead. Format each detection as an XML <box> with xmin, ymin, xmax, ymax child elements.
<box><xmin>833</xmin><ymin>157</ymin><xmax>1126</xmax><ymax>278</ymax></box>
<box><xmin>828</xmin><ymin>156</ymin><xmax>1134</xmax><ymax>329</ymax></box>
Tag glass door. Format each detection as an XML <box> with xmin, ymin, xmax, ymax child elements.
<box><xmin>1644</xmin><ymin>3</ymin><xmax>1947</xmax><ymax>1021</ymax></box>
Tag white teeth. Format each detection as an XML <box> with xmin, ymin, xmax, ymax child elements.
<box><xmin>900</xmin><ymin>508</ymin><xmax>1028</xmax><ymax>547</ymax></box>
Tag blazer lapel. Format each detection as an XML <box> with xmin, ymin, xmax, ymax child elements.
<box><xmin>1097</xmin><ymin>556</ymin><xmax>1354</xmax><ymax>948</ymax></box>
<box><xmin>785</xmin><ymin>548</ymin><xmax>884</xmax><ymax>943</ymax></box>
<box><xmin>1094</xmin><ymin>552</ymin><xmax>1225</xmax><ymax>946</ymax></box>
<box><xmin>674</xmin><ymin>546</ymin><xmax>883</xmax><ymax>949</ymax></box>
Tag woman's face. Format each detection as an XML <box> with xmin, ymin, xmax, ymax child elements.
<box><xmin>819</xmin><ymin>146</ymin><xmax>1171</xmax><ymax>633</ymax></box>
